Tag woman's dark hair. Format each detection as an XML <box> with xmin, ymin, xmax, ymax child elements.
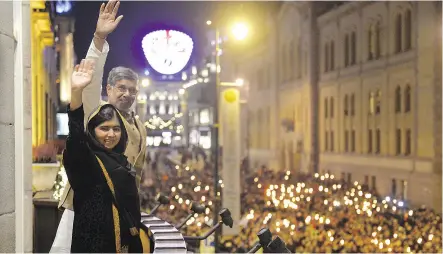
<box><xmin>87</xmin><ymin>105</ymin><xmax>128</xmax><ymax>153</ymax></box>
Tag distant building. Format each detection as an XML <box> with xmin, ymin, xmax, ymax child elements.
<box><xmin>136</xmin><ymin>80</ymin><xmax>185</xmax><ymax>147</ymax></box>
<box><xmin>235</xmin><ymin>1</ymin><xmax>442</xmax><ymax>212</ymax></box>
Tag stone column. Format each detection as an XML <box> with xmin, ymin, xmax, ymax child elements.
<box><xmin>433</xmin><ymin>1</ymin><xmax>442</xmax><ymax>213</ymax></box>
<box><xmin>0</xmin><ymin>1</ymin><xmax>33</xmax><ymax>252</ymax></box>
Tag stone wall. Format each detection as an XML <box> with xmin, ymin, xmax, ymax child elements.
<box><xmin>0</xmin><ymin>1</ymin><xmax>33</xmax><ymax>252</ymax></box>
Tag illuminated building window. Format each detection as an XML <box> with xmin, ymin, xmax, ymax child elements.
<box><xmin>200</xmin><ymin>109</ymin><xmax>210</xmax><ymax>124</ymax></box>
<box><xmin>368</xmin><ymin>92</ymin><xmax>375</xmax><ymax>115</ymax></box>
<box><xmin>375</xmin><ymin>90</ymin><xmax>381</xmax><ymax>114</ymax></box>
<box><xmin>149</xmin><ymin>105</ymin><xmax>156</xmax><ymax>115</ymax></box>
<box><xmin>159</xmin><ymin>103</ymin><xmax>165</xmax><ymax>115</ymax></box>
<box><xmin>199</xmin><ymin>131</ymin><xmax>211</xmax><ymax>149</ymax></box>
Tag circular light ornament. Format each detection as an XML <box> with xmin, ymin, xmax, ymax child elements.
<box><xmin>142</xmin><ymin>30</ymin><xmax>194</xmax><ymax>75</ymax></box>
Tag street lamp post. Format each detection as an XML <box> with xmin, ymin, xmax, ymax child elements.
<box><xmin>212</xmin><ymin>26</ymin><xmax>221</xmax><ymax>252</ymax></box>
<box><xmin>208</xmin><ymin>20</ymin><xmax>248</xmax><ymax>252</ymax></box>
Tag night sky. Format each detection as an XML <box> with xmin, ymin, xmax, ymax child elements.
<box><xmin>73</xmin><ymin>1</ymin><xmax>216</xmax><ymax>78</ymax></box>
<box><xmin>72</xmin><ymin>1</ymin><xmax>281</xmax><ymax>84</ymax></box>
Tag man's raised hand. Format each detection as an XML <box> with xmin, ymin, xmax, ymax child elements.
<box><xmin>95</xmin><ymin>0</ymin><xmax>123</xmax><ymax>39</ymax></box>
<box><xmin>71</xmin><ymin>59</ymin><xmax>96</xmax><ymax>92</ymax></box>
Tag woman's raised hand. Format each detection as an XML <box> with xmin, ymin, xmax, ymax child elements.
<box><xmin>71</xmin><ymin>59</ymin><xmax>96</xmax><ymax>92</ymax></box>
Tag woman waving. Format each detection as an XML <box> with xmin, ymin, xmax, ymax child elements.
<box><xmin>64</xmin><ymin>59</ymin><xmax>142</xmax><ymax>253</ymax></box>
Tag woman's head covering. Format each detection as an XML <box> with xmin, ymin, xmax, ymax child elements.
<box><xmin>85</xmin><ymin>103</ymin><xmax>128</xmax><ymax>155</ymax></box>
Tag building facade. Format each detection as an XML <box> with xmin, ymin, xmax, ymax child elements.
<box><xmin>31</xmin><ymin>1</ymin><xmax>59</xmax><ymax>146</ymax></box>
<box><xmin>235</xmin><ymin>1</ymin><xmax>442</xmax><ymax>211</ymax></box>
<box><xmin>137</xmin><ymin>80</ymin><xmax>185</xmax><ymax>147</ymax></box>
<box><xmin>317</xmin><ymin>1</ymin><xmax>441</xmax><ymax>211</ymax></box>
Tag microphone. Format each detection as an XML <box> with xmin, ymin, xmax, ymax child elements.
<box><xmin>183</xmin><ymin>208</ymin><xmax>233</xmax><ymax>241</ymax></box>
<box><xmin>247</xmin><ymin>228</ymin><xmax>273</xmax><ymax>253</ymax></box>
<box><xmin>148</xmin><ymin>193</ymin><xmax>170</xmax><ymax>216</ymax></box>
<box><xmin>175</xmin><ymin>201</ymin><xmax>206</xmax><ymax>229</ymax></box>
<box><xmin>267</xmin><ymin>236</ymin><xmax>291</xmax><ymax>253</ymax></box>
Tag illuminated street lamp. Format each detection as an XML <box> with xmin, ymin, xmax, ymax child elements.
<box><xmin>206</xmin><ymin>20</ymin><xmax>212</xmax><ymax>26</ymax></box>
<box><xmin>231</xmin><ymin>22</ymin><xmax>249</xmax><ymax>41</ymax></box>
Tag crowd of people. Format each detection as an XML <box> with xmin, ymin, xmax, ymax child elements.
<box><xmin>139</xmin><ymin>150</ymin><xmax>442</xmax><ymax>253</ymax></box>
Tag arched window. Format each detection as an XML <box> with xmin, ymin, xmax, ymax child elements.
<box><xmin>368</xmin><ymin>24</ymin><xmax>374</xmax><ymax>60</ymax></box>
<box><xmin>330</xmin><ymin>97</ymin><xmax>334</xmax><ymax>118</ymax></box>
<box><xmin>344</xmin><ymin>95</ymin><xmax>349</xmax><ymax>116</ymax></box>
<box><xmin>374</xmin><ymin>21</ymin><xmax>381</xmax><ymax>58</ymax></box>
<box><xmin>395</xmin><ymin>86</ymin><xmax>402</xmax><ymax>113</ymax></box>
<box><xmin>350</xmin><ymin>31</ymin><xmax>357</xmax><ymax>64</ymax></box>
<box><xmin>395</xmin><ymin>13</ymin><xmax>402</xmax><ymax>53</ymax></box>
<box><xmin>404</xmin><ymin>85</ymin><xmax>411</xmax><ymax>112</ymax></box>
<box><xmin>404</xmin><ymin>9</ymin><xmax>412</xmax><ymax>50</ymax></box>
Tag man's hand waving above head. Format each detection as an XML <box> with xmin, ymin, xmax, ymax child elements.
<box><xmin>95</xmin><ymin>0</ymin><xmax>123</xmax><ymax>39</ymax></box>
